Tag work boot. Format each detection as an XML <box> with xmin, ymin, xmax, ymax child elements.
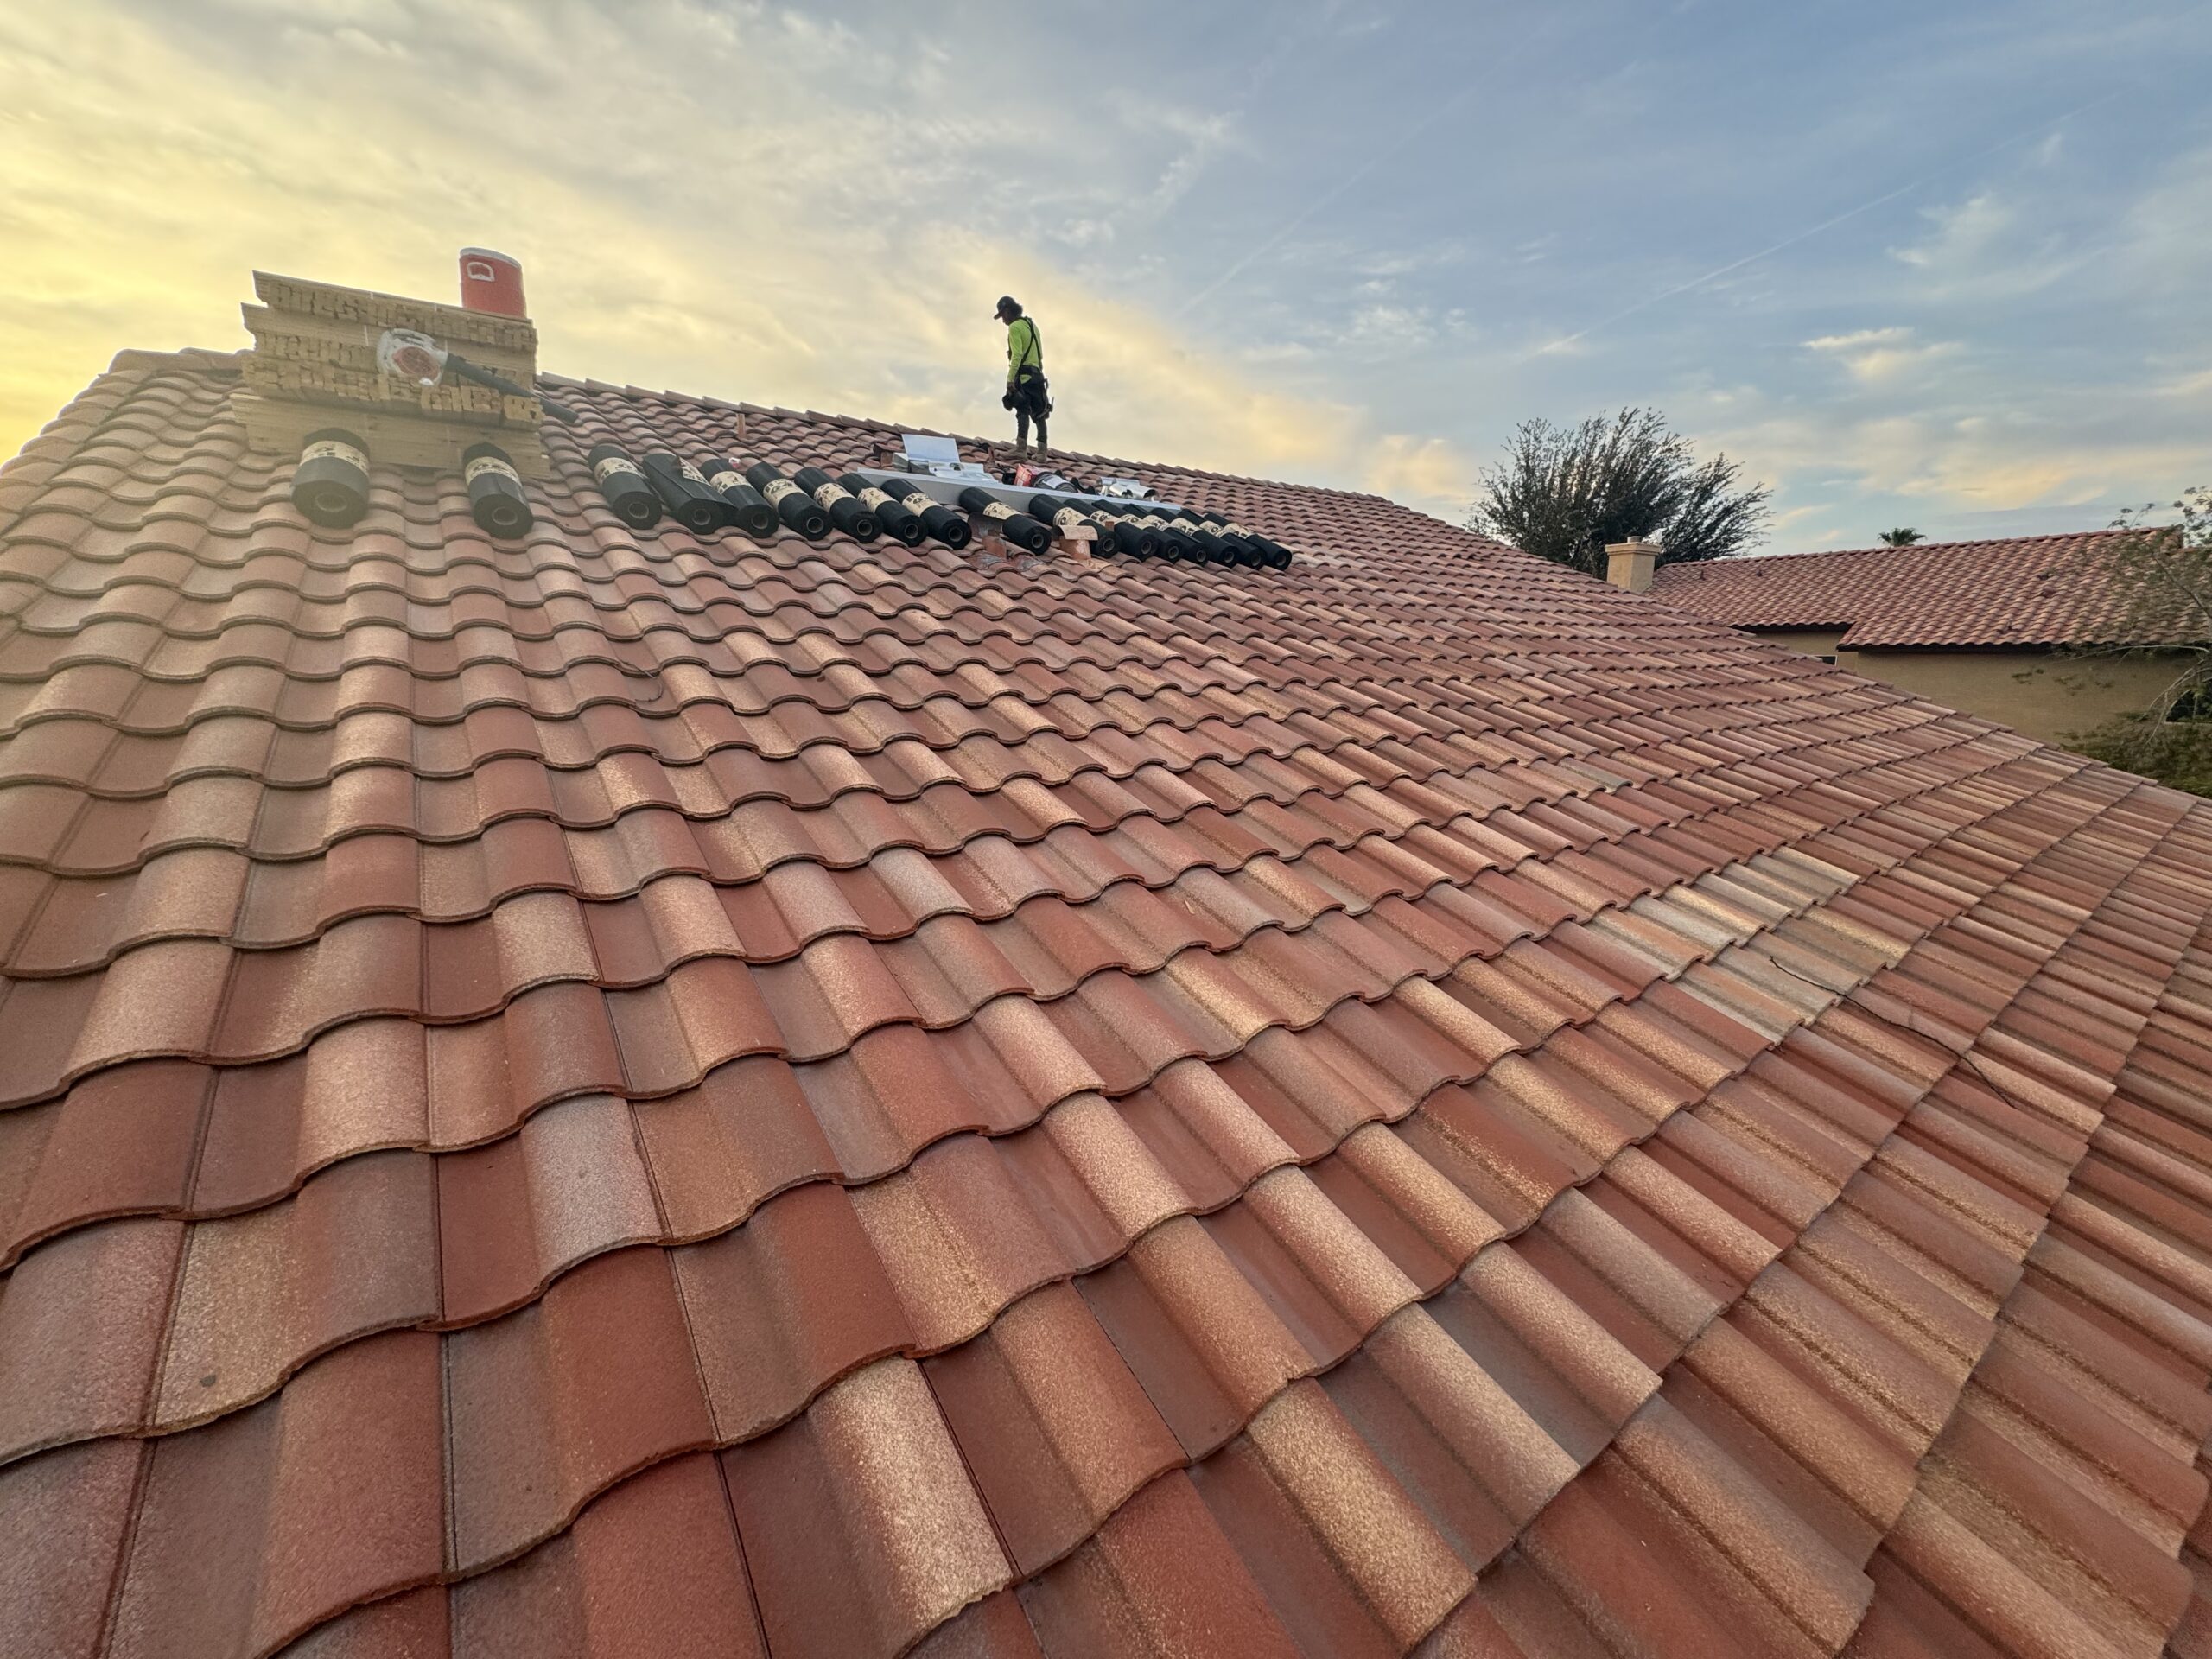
<box><xmin>1013</xmin><ymin>441</ymin><xmax>1031</xmax><ymax>459</ymax></box>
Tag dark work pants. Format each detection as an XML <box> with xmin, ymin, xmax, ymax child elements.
<box><xmin>1013</xmin><ymin>373</ymin><xmax>1048</xmax><ymax>449</ymax></box>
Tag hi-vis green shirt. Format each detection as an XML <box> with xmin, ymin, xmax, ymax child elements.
<box><xmin>1005</xmin><ymin>316</ymin><xmax>1041</xmax><ymax>385</ymax></box>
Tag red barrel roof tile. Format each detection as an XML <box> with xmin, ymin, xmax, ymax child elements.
<box><xmin>3</xmin><ymin>349</ymin><xmax>2212</xmax><ymax>1657</ymax></box>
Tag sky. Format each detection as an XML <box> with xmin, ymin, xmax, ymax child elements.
<box><xmin>2</xmin><ymin>0</ymin><xmax>2208</xmax><ymax>547</ymax></box>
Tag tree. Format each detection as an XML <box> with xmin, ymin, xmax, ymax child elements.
<box><xmin>1878</xmin><ymin>527</ymin><xmax>1925</xmax><ymax>546</ymax></box>
<box><xmin>1469</xmin><ymin>407</ymin><xmax>1770</xmax><ymax>575</ymax></box>
<box><xmin>2053</xmin><ymin>485</ymin><xmax>2212</xmax><ymax>796</ymax></box>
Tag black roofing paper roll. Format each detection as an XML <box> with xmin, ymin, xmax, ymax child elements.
<box><xmin>1085</xmin><ymin>509</ymin><xmax>1159</xmax><ymax>560</ymax></box>
<box><xmin>957</xmin><ymin>486</ymin><xmax>1052</xmax><ymax>554</ymax></box>
<box><xmin>1200</xmin><ymin>510</ymin><xmax>1293</xmax><ymax>568</ymax></box>
<box><xmin>699</xmin><ymin>454</ymin><xmax>778</xmax><ymax>539</ymax></box>
<box><xmin>587</xmin><ymin>442</ymin><xmax>662</xmax><ymax>531</ymax></box>
<box><xmin>291</xmin><ymin>428</ymin><xmax>370</xmax><ymax>529</ymax></box>
<box><xmin>743</xmin><ymin>462</ymin><xmax>830</xmax><ymax>538</ymax></box>
<box><xmin>839</xmin><ymin>474</ymin><xmax>927</xmax><ymax>546</ymax></box>
<box><xmin>875</xmin><ymin>480</ymin><xmax>971</xmax><ymax>550</ymax></box>
<box><xmin>1160</xmin><ymin>509</ymin><xmax>1240</xmax><ymax>565</ymax></box>
<box><xmin>792</xmin><ymin>467</ymin><xmax>880</xmax><ymax>543</ymax></box>
<box><xmin>461</xmin><ymin>441</ymin><xmax>533</xmax><ymax>538</ymax></box>
<box><xmin>1028</xmin><ymin>496</ymin><xmax>1114</xmax><ymax>556</ymax></box>
<box><xmin>640</xmin><ymin>451</ymin><xmax>728</xmax><ymax>536</ymax></box>
<box><xmin>1129</xmin><ymin>510</ymin><xmax>1199</xmax><ymax>563</ymax></box>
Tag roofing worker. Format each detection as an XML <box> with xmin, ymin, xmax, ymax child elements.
<box><xmin>995</xmin><ymin>295</ymin><xmax>1051</xmax><ymax>456</ymax></box>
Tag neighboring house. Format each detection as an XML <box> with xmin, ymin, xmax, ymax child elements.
<box><xmin>6</xmin><ymin>293</ymin><xmax>2212</xmax><ymax>1659</ymax></box>
<box><xmin>1645</xmin><ymin>531</ymin><xmax>2197</xmax><ymax>747</ymax></box>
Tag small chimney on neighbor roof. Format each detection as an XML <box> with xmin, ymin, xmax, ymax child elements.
<box><xmin>1605</xmin><ymin>538</ymin><xmax>1656</xmax><ymax>594</ymax></box>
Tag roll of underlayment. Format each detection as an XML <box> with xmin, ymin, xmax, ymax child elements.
<box><xmin>291</xmin><ymin>428</ymin><xmax>371</xmax><ymax>529</ymax></box>
<box><xmin>839</xmin><ymin>474</ymin><xmax>927</xmax><ymax>547</ymax></box>
<box><xmin>641</xmin><ymin>451</ymin><xmax>728</xmax><ymax>536</ymax></box>
<box><xmin>743</xmin><ymin>462</ymin><xmax>831</xmax><ymax>539</ymax></box>
<box><xmin>461</xmin><ymin>441</ymin><xmax>533</xmax><ymax>537</ymax></box>
<box><xmin>587</xmin><ymin>442</ymin><xmax>662</xmax><ymax>531</ymax></box>
<box><xmin>877</xmin><ymin>480</ymin><xmax>971</xmax><ymax>550</ymax></box>
<box><xmin>957</xmin><ymin>486</ymin><xmax>1052</xmax><ymax>554</ymax></box>
<box><xmin>792</xmin><ymin>467</ymin><xmax>880</xmax><ymax>543</ymax></box>
<box><xmin>1128</xmin><ymin>509</ymin><xmax>1200</xmax><ymax>563</ymax></box>
<box><xmin>699</xmin><ymin>454</ymin><xmax>779</xmax><ymax>540</ymax></box>
<box><xmin>1200</xmin><ymin>509</ymin><xmax>1292</xmax><ymax>568</ymax></box>
<box><xmin>1084</xmin><ymin>508</ymin><xmax>1159</xmax><ymax>559</ymax></box>
<box><xmin>1028</xmin><ymin>495</ymin><xmax>1116</xmax><ymax>556</ymax></box>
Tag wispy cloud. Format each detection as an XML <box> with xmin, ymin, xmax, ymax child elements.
<box><xmin>1803</xmin><ymin>327</ymin><xmax>1963</xmax><ymax>383</ymax></box>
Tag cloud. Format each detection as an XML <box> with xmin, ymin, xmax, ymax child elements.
<box><xmin>0</xmin><ymin>0</ymin><xmax>1456</xmax><ymax>510</ymax></box>
<box><xmin>1803</xmin><ymin>326</ymin><xmax>1962</xmax><ymax>384</ymax></box>
<box><xmin>1359</xmin><ymin>433</ymin><xmax>1476</xmax><ymax>517</ymax></box>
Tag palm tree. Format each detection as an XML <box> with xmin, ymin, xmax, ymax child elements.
<box><xmin>1878</xmin><ymin>527</ymin><xmax>1925</xmax><ymax>546</ymax></box>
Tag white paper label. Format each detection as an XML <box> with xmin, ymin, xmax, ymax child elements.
<box><xmin>302</xmin><ymin>439</ymin><xmax>366</xmax><ymax>471</ymax></box>
<box><xmin>762</xmin><ymin>479</ymin><xmax>800</xmax><ymax>505</ymax></box>
<box><xmin>593</xmin><ymin>454</ymin><xmax>643</xmax><ymax>483</ymax></box>
<box><xmin>898</xmin><ymin>493</ymin><xmax>936</xmax><ymax>514</ymax></box>
<box><xmin>856</xmin><ymin>488</ymin><xmax>893</xmax><ymax>510</ymax></box>
<box><xmin>708</xmin><ymin>470</ymin><xmax>746</xmax><ymax>494</ymax></box>
<box><xmin>1053</xmin><ymin>508</ymin><xmax>1088</xmax><ymax>531</ymax></box>
<box><xmin>678</xmin><ymin>460</ymin><xmax>707</xmax><ymax>484</ymax></box>
<box><xmin>464</xmin><ymin>454</ymin><xmax>520</xmax><ymax>486</ymax></box>
<box><xmin>813</xmin><ymin>482</ymin><xmax>853</xmax><ymax>506</ymax></box>
<box><xmin>980</xmin><ymin>500</ymin><xmax>1014</xmax><ymax>520</ymax></box>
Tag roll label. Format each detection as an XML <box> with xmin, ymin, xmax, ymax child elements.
<box><xmin>465</xmin><ymin>454</ymin><xmax>521</xmax><ymax>486</ymax></box>
<box><xmin>762</xmin><ymin>479</ymin><xmax>801</xmax><ymax>505</ymax></box>
<box><xmin>708</xmin><ymin>470</ymin><xmax>746</xmax><ymax>495</ymax></box>
<box><xmin>979</xmin><ymin>500</ymin><xmax>1014</xmax><ymax>521</ymax></box>
<box><xmin>812</xmin><ymin>482</ymin><xmax>855</xmax><ymax>506</ymax></box>
<box><xmin>593</xmin><ymin>454</ymin><xmax>643</xmax><ymax>483</ymax></box>
<box><xmin>677</xmin><ymin>460</ymin><xmax>708</xmax><ymax>484</ymax></box>
<box><xmin>1052</xmin><ymin>508</ymin><xmax>1089</xmax><ymax>531</ymax></box>
<box><xmin>855</xmin><ymin>488</ymin><xmax>893</xmax><ymax>510</ymax></box>
<box><xmin>302</xmin><ymin>439</ymin><xmax>367</xmax><ymax>471</ymax></box>
<box><xmin>897</xmin><ymin>493</ymin><xmax>936</xmax><ymax>514</ymax></box>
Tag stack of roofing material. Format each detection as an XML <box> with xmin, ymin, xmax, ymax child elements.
<box><xmin>10</xmin><ymin>348</ymin><xmax>2212</xmax><ymax>1659</ymax></box>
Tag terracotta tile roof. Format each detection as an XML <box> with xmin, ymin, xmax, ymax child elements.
<box><xmin>5</xmin><ymin>347</ymin><xmax>2212</xmax><ymax>1659</ymax></box>
<box><xmin>1649</xmin><ymin>531</ymin><xmax>2194</xmax><ymax>649</ymax></box>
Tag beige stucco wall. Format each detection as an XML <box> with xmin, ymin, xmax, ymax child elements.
<box><xmin>1820</xmin><ymin>645</ymin><xmax>2187</xmax><ymax>746</ymax></box>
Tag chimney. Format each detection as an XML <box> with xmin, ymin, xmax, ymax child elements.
<box><xmin>1605</xmin><ymin>538</ymin><xmax>1656</xmax><ymax>594</ymax></box>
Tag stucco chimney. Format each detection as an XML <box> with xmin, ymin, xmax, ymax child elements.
<box><xmin>1605</xmin><ymin>538</ymin><xmax>1656</xmax><ymax>594</ymax></box>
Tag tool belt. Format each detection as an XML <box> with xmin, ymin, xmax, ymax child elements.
<box><xmin>1014</xmin><ymin>363</ymin><xmax>1052</xmax><ymax>416</ymax></box>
